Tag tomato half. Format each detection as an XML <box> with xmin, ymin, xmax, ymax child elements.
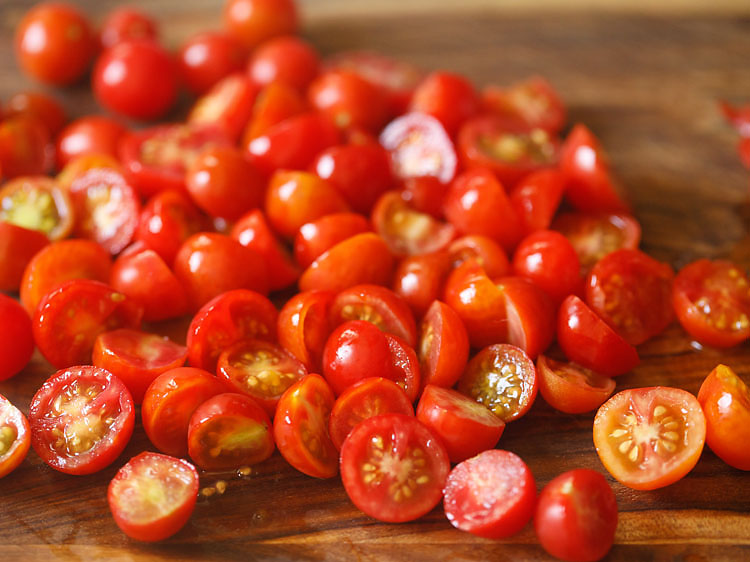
<box><xmin>593</xmin><ymin>386</ymin><xmax>706</xmax><ymax>490</ymax></box>
<box><xmin>178</xmin><ymin>31</ymin><xmax>246</xmax><ymax>96</ymax></box>
<box><xmin>248</xmin><ymin>35</ymin><xmax>320</xmax><ymax>91</ymax></box>
<box><xmin>418</xmin><ymin>300</ymin><xmax>469</xmax><ymax>389</ymax></box>
<box><xmin>0</xmin><ymin>175</ymin><xmax>73</xmax><ymax>241</ymax></box>
<box><xmin>512</xmin><ymin>230</ymin><xmax>582</xmax><ymax>303</ymax></box>
<box><xmin>482</xmin><ymin>76</ymin><xmax>566</xmax><ymax>134</ymax></box>
<box><xmin>55</xmin><ymin>115</ymin><xmax>128</xmax><ymax>170</ymax></box>
<box><xmin>392</xmin><ymin>252</ymin><xmax>453</xmax><ymax>319</ymax></box>
<box><xmin>409</xmin><ymin>71</ymin><xmax>479</xmax><ymax>137</ymax></box>
<box><xmin>188</xmin><ymin>73</ymin><xmax>259</xmax><ymax>142</ymax></box>
<box><xmin>29</xmin><ymin>365</ymin><xmax>135</xmax><ymax>475</ymax></box>
<box><xmin>497</xmin><ymin>275</ymin><xmax>555</xmax><ymax>360</ymax></box>
<box><xmin>536</xmin><ymin>355</ymin><xmax>616</xmax><ymax>415</ymax></box>
<box><xmin>447</xmin><ymin>234</ymin><xmax>510</xmax><ymax>279</ymax></box>
<box><xmin>509</xmin><ymin>169</ymin><xmax>566</xmax><ymax>236</ymax></box>
<box><xmin>241</xmin><ymin>81</ymin><xmax>306</xmax><ymax>142</ymax></box>
<box><xmin>0</xmin><ymin>221</ymin><xmax>49</xmax><ymax>292</ymax></box>
<box><xmin>293</xmin><ymin>212</ymin><xmax>371</xmax><ymax>269</ymax></box>
<box><xmin>277</xmin><ymin>290</ymin><xmax>334</xmax><ymax>372</ymax></box>
<box><xmin>223</xmin><ymin>0</ymin><xmax>298</xmax><ymax>50</ymax></box>
<box><xmin>0</xmin><ymin>394</ymin><xmax>31</xmax><ymax>478</ymax></box>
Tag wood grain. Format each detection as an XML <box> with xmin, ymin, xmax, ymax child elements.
<box><xmin>2</xmin><ymin>3</ymin><xmax>750</xmax><ymax>561</ymax></box>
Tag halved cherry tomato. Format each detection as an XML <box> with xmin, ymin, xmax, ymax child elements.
<box><xmin>5</xmin><ymin>91</ymin><xmax>66</xmax><ymax>136</ymax></box>
<box><xmin>385</xmin><ymin>333</ymin><xmax>421</xmax><ymax>402</ymax></box>
<box><xmin>443</xmin><ymin>449</ymin><xmax>536</xmax><ymax>538</ymax></box>
<box><xmin>399</xmin><ymin>175</ymin><xmax>450</xmax><ymax>220</ymax></box>
<box><xmin>0</xmin><ymin>221</ymin><xmax>49</xmax><ymax>292</ymax></box>
<box><xmin>187</xmin><ymin>392</ymin><xmax>274</xmax><ymax>470</ymax></box>
<box><xmin>535</xmin><ymin>469</ymin><xmax>618</xmax><ymax>562</ymax></box>
<box><xmin>509</xmin><ymin>169</ymin><xmax>566</xmax><ymax>235</ymax></box>
<box><xmin>416</xmin><ymin>385</ymin><xmax>504</xmax><ymax>463</ymax></box>
<box><xmin>392</xmin><ymin>251</ymin><xmax>452</xmax><ymax>319</ymax></box>
<box><xmin>0</xmin><ymin>116</ymin><xmax>51</xmax><ymax>178</ymax></box>
<box><xmin>418</xmin><ymin>300</ymin><xmax>469</xmax><ymax>389</ymax></box>
<box><xmin>293</xmin><ymin>212</ymin><xmax>371</xmax><ymax>269</ymax></box>
<box><xmin>482</xmin><ymin>76</ymin><xmax>566</xmax><ymax>134</ymax></box>
<box><xmin>223</xmin><ymin>0</ymin><xmax>298</xmax><ymax>50</ymax></box>
<box><xmin>340</xmin><ymin>413</ymin><xmax>449</xmax><ymax>523</ymax></box>
<box><xmin>0</xmin><ymin>394</ymin><xmax>31</xmax><ymax>478</ymax></box>
<box><xmin>141</xmin><ymin>367</ymin><xmax>229</xmax><ymax>458</ymax></box>
<box><xmin>277</xmin><ymin>290</ymin><xmax>334</xmax><ymax>372</ymax></box>
<box><xmin>108</xmin><ymin>452</ymin><xmax>198</xmax><ymax>542</ymax></box>
<box><xmin>409</xmin><ymin>71</ymin><xmax>479</xmax><ymax>136</ymax></box>
<box><xmin>188</xmin><ymin>73</ymin><xmax>259</xmax><ymax>142</ymax></box>
<box><xmin>217</xmin><ymin>339</ymin><xmax>307</xmax><ymax>417</ymax></box>
<box><xmin>29</xmin><ymin>365</ymin><xmax>135</xmax><ymax>475</ymax></box>
<box><xmin>447</xmin><ymin>234</ymin><xmax>510</xmax><ymax>279</ymax></box>
<box><xmin>56</xmin><ymin>153</ymin><xmax>123</xmax><ymax>191</ymax></box>
<box><xmin>309</xmin><ymin>70</ymin><xmax>391</xmax><ymax>132</ymax></box>
<box><xmin>273</xmin><ymin>374</ymin><xmax>338</xmax><ymax>478</ymax></box>
<box><xmin>0</xmin><ymin>175</ymin><xmax>73</xmax><ymax>241</ymax></box>
<box><xmin>698</xmin><ymin>364</ymin><xmax>750</xmax><ymax>470</ymax></box>
<box><xmin>33</xmin><ymin>279</ymin><xmax>143</xmax><ymax>369</ymax></box>
<box><xmin>328</xmin><ymin>377</ymin><xmax>413</xmax><ymax>450</ymax></box>
<box><xmin>92</xmin><ymin>329</ymin><xmax>188</xmax><ymax>404</ymax></box>
<box><xmin>56</xmin><ymin>115</ymin><xmax>128</xmax><ymax>170</ymax></box>
<box><xmin>178</xmin><ymin>31</ymin><xmax>246</xmax><ymax>96</ymax></box>
<box><xmin>498</xmin><ymin>276</ymin><xmax>555</xmax><ymax>359</ymax></box>
<box><xmin>458</xmin><ymin>344</ymin><xmax>538</xmax><ymax>423</ymax></box>
<box><xmin>0</xmin><ymin>294</ymin><xmax>34</xmax><ymax>381</ymax></box>
<box><xmin>187</xmin><ymin>289</ymin><xmax>278</xmax><ymax>372</ymax></box>
<box><xmin>100</xmin><ymin>7</ymin><xmax>158</xmax><ymax>49</ymax></box>
<box><xmin>536</xmin><ymin>354</ymin><xmax>616</xmax><ymax>415</ymax></box>
<box><xmin>557</xmin><ymin>295</ymin><xmax>639</xmax><ymax>377</ymax></box>
<box><xmin>241</xmin><ymin>81</ymin><xmax>306</xmax><ymax>142</ymax></box>
<box><xmin>248</xmin><ymin>35</ymin><xmax>320</xmax><ymax>91</ymax></box>
<box><xmin>512</xmin><ymin>230</ymin><xmax>582</xmax><ymax>303</ymax></box>
<box><xmin>593</xmin><ymin>386</ymin><xmax>706</xmax><ymax>490</ymax></box>
<box><xmin>672</xmin><ymin>259</ymin><xmax>750</xmax><ymax>348</ymax></box>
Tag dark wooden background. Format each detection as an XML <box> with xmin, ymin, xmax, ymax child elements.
<box><xmin>2</xmin><ymin>1</ymin><xmax>750</xmax><ymax>560</ymax></box>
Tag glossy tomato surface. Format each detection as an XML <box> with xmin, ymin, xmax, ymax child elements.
<box><xmin>99</xmin><ymin>7</ymin><xmax>158</xmax><ymax>49</ymax></box>
<box><xmin>178</xmin><ymin>31</ymin><xmax>246</xmax><ymax>95</ymax></box>
<box><xmin>277</xmin><ymin>290</ymin><xmax>334</xmax><ymax>372</ymax></box>
<box><xmin>293</xmin><ymin>212</ymin><xmax>371</xmax><ymax>269</ymax></box>
<box><xmin>0</xmin><ymin>294</ymin><xmax>35</xmax><ymax>381</ymax></box>
<box><xmin>223</xmin><ymin>0</ymin><xmax>298</xmax><ymax>50</ymax></box>
<box><xmin>417</xmin><ymin>300</ymin><xmax>469</xmax><ymax>389</ymax></box>
<box><xmin>536</xmin><ymin>354</ymin><xmax>616</xmax><ymax>415</ymax></box>
<box><xmin>0</xmin><ymin>221</ymin><xmax>49</xmax><ymax>292</ymax></box>
<box><xmin>55</xmin><ymin>115</ymin><xmax>128</xmax><ymax>169</ymax></box>
<box><xmin>0</xmin><ymin>394</ymin><xmax>31</xmax><ymax>478</ymax></box>
<box><xmin>392</xmin><ymin>252</ymin><xmax>453</xmax><ymax>319</ymax></box>
<box><xmin>187</xmin><ymin>73</ymin><xmax>258</xmax><ymax>141</ymax></box>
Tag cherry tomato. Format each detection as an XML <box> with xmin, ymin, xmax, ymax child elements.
<box><xmin>418</xmin><ymin>300</ymin><xmax>470</xmax><ymax>389</ymax></box>
<box><xmin>0</xmin><ymin>394</ymin><xmax>31</xmax><ymax>478</ymax></box>
<box><xmin>512</xmin><ymin>230</ymin><xmax>582</xmax><ymax>303</ymax></box>
<box><xmin>217</xmin><ymin>339</ymin><xmax>307</xmax><ymax>417</ymax></box>
<box><xmin>108</xmin><ymin>452</ymin><xmax>198</xmax><ymax>542</ymax></box>
<box><xmin>56</xmin><ymin>153</ymin><xmax>123</xmax><ymax>190</ymax></box>
<box><xmin>0</xmin><ymin>221</ymin><xmax>49</xmax><ymax>292</ymax></box>
<box><xmin>447</xmin><ymin>234</ymin><xmax>510</xmax><ymax>279</ymax></box>
<box><xmin>309</xmin><ymin>70</ymin><xmax>391</xmax><ymax>132</ymax></box>
<box><xmin>100</xmin><ymin>6</ymin><xmax>157</xmax><ymax>48</ymax></box>
<box><xmin>340</xmin><ymin>413</ymin><xmax>449</xmax><ymax>523</ymax></box>
<box><xmin>5</xmin><ymin>91</ymin><xmax>66</xmax><ymax>136</ymax></box>
<box><xmin>248</xmin><ymin>35</ymin><xmax>320</xmax><ymax>91</ymax></box>
<box><xmin>392</xmin><ymin>251</ymin><xmax>452</xmax><ymax>319</ymax></box>
<box><xmin>557</xmin><ymin>295</ymin><xmax>639</xmax><ymax>377</ymax></box>
<box><xmin>0</xmin><ymin>175</ymin><xmax>73</xmax><ymax>240</ymax></box>
<box><xmin>379</xmin><ymin>112</ymin><xmax>457</xmax><ymax>184</ymax></box>
<box><xmin>537</xmin><ymin>355</ymin><xmax>616</xmax><ymax>415</ymax></box>
<box><xmin>385</xmin><ymin>333</ymin><xmax>421</xmax><ymax>402</ymax></box>
<box><xmin>29</xmin><ymin>365</ymin><xmax>135</xmax><ymax>475</ymax></box>
<box><xmin>55</xmin><ymin>115</ymin><xmax>127</xmax><ymax>170</ymax></box>
<box><xmin>482</xmin><ymin>76</ymin><xmax>566</xmax><ymax>134</ymax></box>
<box><xmin>187</xmin><ymin>289</ymin><xmax>278</xmax><ymax>372</ymax></box>
<box><xmin>697</xmin><ymin>364</ymin><xmax>750</xmax><ymax>470</ymax></box>
<box><xmin>0</xmin><ymin>295</ymin><xmax>35</xmax><ymax>381</ymax></box>
<box><xmin>498</xmin><ymin>275</ymin><xmax>555</xmax><ymax>359</ymax></box>
<box><xmin>141</xmin><ymin>367</ymin><xmax>228</xmax><ymax>458</ymax></box>
<box><xmin>277</xmin><ymin>290</ymin><xmax>334</xmax><ymax>372</ymax></box>
<box><xmin>0</xmin><ymin>116</ymin><xmax>52</xmax><ymax>178</ymax></box>
<box><xmin>241</xmin><ymin>81</ymin><xmax>306</xmax><ymax>141</ymax></box>
<box><xmin>178</xmin><ymin>31</ymin><xmax>247</xmax><ymax>96</ymax></box>
<box><xmin>273</xmin><ymin>374</ymin><xmax>338</xmax><ymax>478</ymax></box>
<box><xmin>672</xmin><ymin>259</ymin><xmax>750</xmax><ymax>348</ymax></box>
<box><xmin>594</xmin><ymin>386</ymin><xmax>706</xmax><ymax>490</ymax></box>
<box><xmin>223</xmin><ymin>0</ymin><xmax>298</xmax><ymax>50</ymax></box>
<box><xmin>93</xmin><ymin>40</ymin><xmax>178</xmax><ymax>121</ymax></box>
<box><xmin>409</xmin><ymin>71</ymin><xmax>479</xmax><ymax>136</ymax></box>
<box><xmin>444</xmin><ymin>449</ymin><xmax>536</xmax><ymax>538</ymax></box>
<box><xmin>416</xmin><ymin>385</ymin><xmax>504</xmax><ymax>463</ymax></box>
<box><xmin>399</xmin><ymin>175</ymin><xmax>450</xmax><ymax>220</ymax></box>
<box><xmin>188</xmin><ymin>392</ymin><xmax>274</xmax><ymax>470</ymax></box>
<box><xmin>188</xmin><ymin>73</ymin><xmax>259</xmax><ymax>142</ymax></box>
<box><xmin>14</xmin><ymin>2</ymin><xmax>95</xmax><ymax>85</ymax></box>
<box><xmin>509</xmin><ymin>169</ymin><xmax>566</xmax><ymax>235</ymax></box>
<box><xmin>294</xmin><ymin>212</ymin><xmax>371</xmax><ymax>269</ymax></box>
<box><xmin>535</xmin><ymin>469</ymin><xmax>618</xmax><ymax>562</ymax></box>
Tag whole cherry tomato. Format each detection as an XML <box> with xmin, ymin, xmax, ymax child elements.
<box><xmin>512</xmin><ymin>229</ymin><xmax>582</xmax><ymax>303</ymax></box>
<box><xmin>409</xmin><ymin>71</ymin><xmax>479</xmax><ymax>136</ymax></box>
<box><xmin>309</xmin><ymin>70</ymin><xmax>391</xmax><ymax>132</ymax></box>
<box><xmin>223</xmin><ymin>0</ymin><xmax>298</xmax><ymax>50</ymax></box>
<box><xmin>55</xmin><ymin>115</ymin><xmax>127</xmax><ymax>169</ymax></box>
<box><xmin>248</xmin><ymin>35</ymin><xmax>320</xmax><ymax>91</ymax></box>
<box><xmin>99</xmin><ymin>7</ymin><xmax>158</xmax><ymax>50</ymax></box>
<box><xmin>178</xmin><ymin>31</ymin><xmax>247</xmax><ymax>96</ymax></box>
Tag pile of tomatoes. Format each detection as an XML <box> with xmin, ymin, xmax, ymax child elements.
<box><xmin>1</xmin><ymin>0</ymin><xmax>750</xmax><ymax>559</ymax></box>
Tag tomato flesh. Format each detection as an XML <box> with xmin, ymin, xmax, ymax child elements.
<box><xmin>536</xmin><ymin>355</ymin><xmax>616</xmax><ymax>415</ymax></box>
<box><xmin>0</xmin><ymin>176</ymin><xmax>73</xmax><ymax>241</ymax></box>
<box><xmin>0</xmin><ymin>394</ymin><xmax>31</xmax><ymax>478</ymax></box>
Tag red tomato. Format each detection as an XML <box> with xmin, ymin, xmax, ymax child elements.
<box><xmin>444</xmin><ymin>167</ymin><xmax>523</xmax><ymax>252</ymax></box>
<box><xmin>0</xmin><ymin>175</ymin><xmax>73</xmax><ymax>240</ymax></box>
<box><xmin>33</xmin><ymin>279</ymin><xmax>143</xmax><ymax>369</ymax></box>
<box><xmin>56</xmin><ymin>153</ymin><xmax>123</xmax><ymax>190</ymax></box>
<box><xmin>92</xmin><ymin>329</ymin><xmax>187</xmax><ymax>404</ymax></box>
<box><xmin>497</xmin><ymin>276</ymin><xmax>555</xmax><ymax>359</ymax></box>
<box><xmin>223</xmin><ymin>0</ymin><xmax>298</xmax><ymax>50</ymax></box>
<box><xmin>537</xmin><ymin>355</ymin><xmax>616</xmax><ymax>415</ymax></box>
<box><xmin>0</xmin><ymin>295</ymin><xmax>34</xmax><ymax>381</ymax></box>
<box><xmin>93</xmin><ymin>40</ymin><xmax>177</xmax><ymax>121</ymax></box>
<box><xmin>740</xmin><ymin>137</ymin><xmax>750</xmax><ymax>169</ymax></box>
<box><xmin>593</xmin><ymin>386</ymin><xmax>706</xmax><ymax>490</ymax></box>
<box><xmin>248</xmin><ymin>35</ymin><xmax>320</xmax><ymax>91</ymax></box>
<box><xmin>187</xmin><ymin>287</ymin><xmax>275</xmax><ymax>368</ymax></box>
<box><xmin>277</xmin><ymin>290</ymin><xmax>335</xmax><ymax>372</ymax></box>
<box><xmin>399</xmin><ymin>175</ymin><xmax>450</xmax><ymax>220</ymax></box>
<box><xmin>188</xmin><ymin>392</ymin><xmax>274</xmax><ymax>470</ymax></box>
<box><xmin>698</xmin><ymin>364</ymin><xmax>750</xmax><ymax>470</ymax></box>
<box><xmin>178</xmin><ymin>31</ymin><xmax>246</xmax><ymax>96</ymax></box>
<box><xmin>672</xmin><ymin>259</ymin><xmax>750</xmax><ymax>348</ymax></box>
<box><xmin>557</xmin><ymin>295</ymin><xmax>639</xmax><ymax>377</ymax></box>
<box><xmin>173</xmin><ymin>232</ymin><xmax>268</xmax><ymax>311</ymax></box>
<box><xmin>447</xmin><ymin>234</ymin><xmax>510</xmax><ymax>279</ymax></box>
<box><xmin>482</xmin><ymin>76</ymin><xmax>566</xmax><ymax>134</ymax></box>
<box><xmin>0</xmin><ymin>221</ymin><xmax>49</xmax><ymax>292</ymax></box>
<box><xmin>29</xmin><ymin>365</ymin><xmax>135</xmax><ymax>475</ymax></box>
<box><xmin>294</xmin><ymin>212</ymin><xmax>371</xmax><ymax>269</ymax></box>
<box><xmin>273</xmin><ymin>374</ymin><xmax>338</xmax><ymax>478</ymax></box>
<box><xmin>328</xmin><ymin>377</ymin><xmax>414</xmax><ymax>450</ymax></box>
<box><xmin>241</xmin><ymin>81</ymin><xmax>306</xmax><ymax>141</ymax></box>
<box><xmin>340</xmin><ymin>413</ymin><xmax>449</xmax><ymax>522</ymax></box>
<box><xmin>309</xmin><ymin>70</ymin><xmax>391</xmax><ymax>132</ymax></box>
<box><xmin>20</xmin><ymin>238</ymin><xmax>112</xmax><ymax>314</ymax></box>
<box><xmin>5</xmin><ymin>91</ymin><xmax>66</xmax><ymax>136</ymax></box>
<box><xmin>509</xmin><ymin>169</ymin><xmax>566</xmax><ymax>235</ymax></box>
<box><xmin>560</xmin><ymin>124</ymin><xmax>630</xmax><ymax>213</ymax></box>
<box><xmin>586</xmin><ymin>248</ymin><xmax>674</xmax><ymax>345</ymax></box>
<box><xmin>385</xmin><ymin>333</ymin><xmax>421</xmax><ymax>402</ymax></box>
<box><xmin>0</xmin><ymin>394</ymin><xmax>31</xmax><ymax>478</ymax></box>
<box><xmin>444</xmin><ymin>449</ymin><xmax>535</xmax><ymax>538</ymax></box>
<box><xmin>379</xmin><ymin>112</ymin><xmax>457</xmax><ymax>184</ymax></box>
<box><xmin>416</xmin><ymin>385</ymin><xmax>504</xmax><ymax>463</ymax></box>
<box><xmin>512</xmin><ymin>230</ymin><xmax>582</xmax><ymax>303</ymax></box>
<box><xmin>392</xmin><ymin>251</ymin><xmax>452</xmax><ymax>319</ymax></box>
<box><xmin>14</xmin><ymin>2</ymin><xmax>95</xmax><ymax>85</ymax></box>
<box><xmin>99</xmin><ymin>7</ymin><xmax>158</xmax><ymax>49</ymax></box>
<box><xmin>418</xmin><ymin>300</ymin><xmax>470</xmax><ymax>389</ymax></box>
<box><xmin>188</xmin><ymin>73</ymin><xmax>259</xmax><ymax>142</ymax></box>
<box><xmin>55</xmin><ymin>115</ymin><xmax>127</xmax><ymax>169</ymax></box>
<box><xmin>217</xmin><ymin>339</ymin><xmax>307</xmax><ymax>417</ymax></box>
<box><xmin>108</xmin><ymin>452</ymin><xmax>198</xmax><ymax>542</ymax></box>
<box><xmin>141</xmin><ymin>367</ymin><xmax>228</xmax><ymax>458</ymax></box>
<box><xmin>409</xmin><ymin>71</ymin><xmax>479</xmax><ymax>136</ymax></box>
<box><xmin>458</xmin><ymin>344</ymin><xmax>538</xmax><ymax>423</ymax></box>
<box><xmin>535</xmin><ymin>469</ymin><xmax>618</xmax><ymax>562</ymax></box>
<box><xmin>0</xmin><ymin>117</ymin><xmax>52</xmax><ymax>178</ymax></box>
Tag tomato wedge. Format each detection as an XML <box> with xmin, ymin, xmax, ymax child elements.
<box><xmin>277</xmin><ymin>290</ymin><xmax>334</xmax><ymax>372</ymax></box>
<box><xmin>418</xmin><ymin>300</ymin><xmax>470</xmax><ymax>389</ymax></box>
<box><xmin>537</xmin><ymin>355</ymin><xmax>616</xmax><ymax>415</ymax></box>
<box><xmin>0</xmin><ymin>394</ymin><xmax>31</xmax><ymax>478</ymax></box>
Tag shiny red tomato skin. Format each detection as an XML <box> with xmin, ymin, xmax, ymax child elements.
<box><xmin>536</xmin><ymin>354</ymin><xmax>616</xmax><ymax>415</ymax></box>
<box><xmin>309</xmin><ymin>70</ymin><xmax>391</xmax><ymax>132</ymax></box>
<box><xmin>223</xmin><ymin>0</ymin><xmax>298</xmax><ymax>50</ymax></box>
<box><xmin>509</xmin><ymin>169</ymin><xmax>566</xmax><ymax>235</ymax></box>
<box><xmin>248</xmin><ymin>35</ymin><xmax>320</xmax><ymax>91</ymax></box>
<box><xmin>399</xmin><ymin>175</ymin><xmax>450</xmax><ymax>220</ymax></box>
<box><xmin>100</xmin><ymin>7</ymin><xmax>158</xmax><ymax>50</ymax></box>
<box><xmin>482</xmin><ymin>76</ymin><xmax>566</xmax><ymax>134</ymax></box>
<box><xmin>410</xmin><ymin>71</ymin><xmax>479</xmax><ymax>136</ymax></box>
<box><xmin>0</xmin><ymin>295</ymin><xmax>35</xmax><ymax>381</ymax></box>
<box><xmin>385</xmin><ymin>333</ymin><xmax>421</xmax><ymax>402</ymax></box>
<box><xmin>29</xmin><ymin>365</ymin><xmax>135</xmax><ymax>475</ymax></box>
<box><xmin>498</xmin><ymin>276</ymin><xmax>556</xmax><ymax>360</ymax></box>
<box><xmin>55</xmin><ymin>115</ymin><xmax>127</xmax><ymax>170</ymax></box>
<box><xmin>418</xmin><ymin>300</ymin><xmax>470</xmax><ymax>389</ymax></box>
<box><xmin>294</xmin><ymin>212</ymin><xmax>371</xmax><ymax>269</ymax></box>
<box><xmin>178</xmin><ymin>31</ymin><xmax>247</xmax><ymax>96</ymax></box>
<box><xmin>0</xmin><ymin>222</ymin><xmax>49</xmax><ymax>292</ymax></box>
<box><xmin>392</xmin><ymin>252</ymin><xmax>453</xmax><ymax>319</ymax></box>
<box><xmin>242</xmin><ymin>81</ymin><xmax>306</xmax><ymax>141</ymax></box>
<box><xmin>448</xmin><ymin>234</ymin><xmax>510</xmax><ymax>279</ymax></box>
<box><xmin>0</xmin><ymin>116</ymin><xmax>51</xmax><ymax>178</ymax></box>
<box><xmin>277</xmin><ymin>290</ymin><xmax>335</xmax><ymax>372</ymax></box>
<box><xmin>15</xmin><ymin>2</ymin><xmax>96</xmax><ymax>86</ymax></box>
<box><xmin>5</xmin><ymin>91</ymin><xmax>66</xmax><ymax>136</ymax></box>
<box><xmin>0</xmin><ymin>394</ymin><xmax>31</xmax><ymax>478</ymax></box>
<box><xmin>187</xmin><ymin>73</ymin><xmax>259</xmax><ymax>142</ymax></box>
<box><xmin>535</xmin><ymin>469</ymin><xmax>618</xmax><ymax>562</ymax></box>
<box><xmin>558</xmin><ymin>295</ymin><xmax>639</xmax><ymax>377</ymax></box>
<box><xmin>512</xmin><ymin>230</ymin><xmax>582</xmax><ymax>303</ymax></box>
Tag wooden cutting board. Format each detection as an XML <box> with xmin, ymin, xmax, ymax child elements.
<box><xmin>1</xmin><ymin>4</ymin><xmax>750</xmax><ymax>561</ymax></box>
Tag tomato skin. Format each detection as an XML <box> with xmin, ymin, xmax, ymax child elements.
<box><xmin>482</xmin><ymin>76</ymin><xmax>566</xmax><ymax>134</ymax></box>
<box><xmin>416</xmin><ymin>385</ymin><xmax>504</xmax><ymax>463</ymax></box>
<box><xmin>410</xmin><ymin>71</ymin><xmax>479</xmax><ymax>136</ymax></box>
<box><xmin>0</xmin><ymin>295</ymin><xmax>35</xmax><ymax>381</ymax></box>
<box><xmin>100</xmin><ymin>7</ymin><xmax>158</xmax><ymax>50</ymax></box>
<box><xmin>534</xmin><ymin>469</ymin><xmax>618</xmax><ymax>562</ymax></box>
<box><xmin>55</xmin><ymin>115</ymin><xmax>127</xmax><ymax>170</ymax></box>
<box><xmin>392</xmin><ymin>252</ymin><xmax>452</xmax><ymax>319</ymax></box>
<box><xmin>697</xmin><ymin>364</ymin><xmax>750</xmax><ymax>471</ymax></box>
<box><xmin>273</xmin><ymin>374</ymin><xmax>338</xmax><ymax>478</ymax></box>
<box><xmin>277</xmin><ymin>290</ymin><xmax>334</xmax><ymax>372</ymax></box>
<box><xmin>242</xmin><ymin>81</ymin><xmax>306</xmax><ymax>142</ymax></box>
<box><xmin>385</xmin><ymin>333</ymin><xmax>421</xmax><ymax>402</ymax></box>
<box><xmin>418</xmin><ymin>300</ymin><xmax>470</xmax><ymax>389</ymax></box>
<box><xmin>0</xmin><ymin>221</ymin><xmax>49</xmax><ymax>292</ymax></box>
<box><xmin>509</xmin><ymin>169</ymin><xmax>566</xmax><ymax>235</ymax></box>
<box><xmin>188</xmin><ymin>73</ymin><xmax>259</xmax><ymax>142</ymax></box>
<box><xmin>0</xmin><ymin>175</ymin><xmax>73</xmax><ymax>240</ymax></box>
<box><xmin>0</xmin><ymin>117</ymin><xmax>52</xmax><ymax>179</ymax></box>
<box><xmin>536</xmin><ymin>355</ymin><xmax>616</xmax><ymax>415</ymax></box>
<box><xmin>399</xmin><ymin>175</ymin><xmax>449</xmax><ymax>220</ymax></box>
<box><xmin>557</xmin><ymin>295</ymin><xmax>639</xmax><ymax>377</ymax></box>
<box><xmin>248</xmin><ymin>35</ymin><xmax>320</xmax><ymax>92</ymax></box>
<box><xmin>448</xmin><ymin>234</ymin><xmax>510</xmax><ymax>279</ymax></box>
<box><xmin>223</xmin><ymin>0</ymin><xmax>298</xmax><ymax>50</ymax></box>
<box><xmin>309</xmin><ymin>70</ymin><xmax>391</xmax><ymax>132</ymax></box>
<box><xmin>29</xmin><ymin>365</ymin><xmax>135</xmax><ymax>475</ymax></box>
<box><xmin>0</xmin><ymin>394</ymin><xmax>31</xmax><ymax>478</ymax></box>
<box><xmin>512</xmin><ymin>230</ymin><xmax>582</xmax><ymax>303</ymax></box>
<box><xmin>593</xmin><ymin>386</ymin><xmax>706</xmax><ymax>490</ymax></box>
<box><xmin>141</xmin><ymin>367</ymin><xmax>229</xmax><ymax>458</ymax></box>
<box><xmin>5</xmin><ymin>91</ymin><xmax>67</xmax><ymax>136</ymax></box>
<box><xmin>498</xmin><ymin>275</ymin><xmax>555</xmax><ymax>360</ymax></box>
<box><xmin>340</xmin><ymin>413</ymin><xmax>450</xmax><ymax>523</ymax></box>
<box><xmin>178</xmin><ymin>31</ymin><xmax>247</xmax><ymax>96</ymax></box>
<box><xmin>15</xmin><ymin>2</ymin><xmax>96</xmax><ymax>86</ymax></box>
<box><xmin>108</xmin><ymin>452</ymin><xmax>198</xmax><ymax>543</ymax></box>
<box><xmin>443</xmin><ymin>449</ymin><xmax>536</xmax><ymax>539</ymax></box>
<box><xmin>294</xmin><ymin>212</ymin><xmax>371</xmax><ymax>269</ymax></box>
